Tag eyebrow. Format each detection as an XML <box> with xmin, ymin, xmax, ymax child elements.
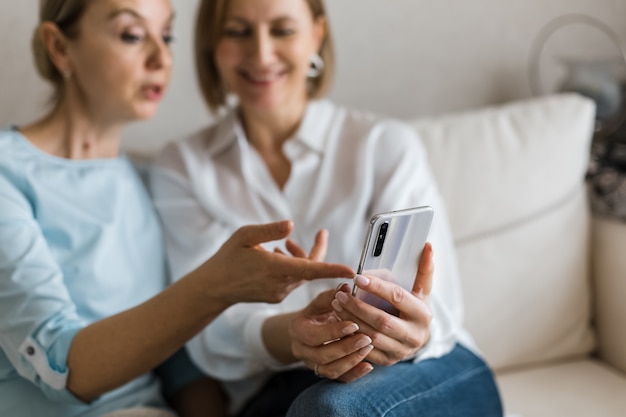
<box><xmin>108</xmin><ymin>8</ymin><xmax>176</xmax><ymax>23</ymax></box>
<box><xmin>225</xmin><ymin>15</ymin><xmax>297</xmax><ymax>24</ymax></box>
<box><xmin>108</xmin><ymin>8</ymin><xmax>144</xmax><ymax>21</ymax></box>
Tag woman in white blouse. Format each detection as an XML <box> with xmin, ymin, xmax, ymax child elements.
<box><xmin>150</xmin><ymin>0</ymin><xmax>503</xmax><ymax>416</ymax></box>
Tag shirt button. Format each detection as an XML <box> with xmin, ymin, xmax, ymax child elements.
<box><xmin>26</xmin><ymin>346</ymin><xmax>35</xmax><ymax>355</ymax></box>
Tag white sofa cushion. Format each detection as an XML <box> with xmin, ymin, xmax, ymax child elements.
<box><xmin>409</xmin><ymin>94</ymin><xmax>596</xmax><ymax>370</ymax></box>
<box><xmin>496</xmin><ymin>359</ymin><xmax>626</xmax><ymax>417</ymax></box>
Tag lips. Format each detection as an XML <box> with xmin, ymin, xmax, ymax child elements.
<box><xmin>238</xmin><ymin>69</ymin><xmax>286</xmax><ymax>86</ymax></box>
<box><xmin>141</xmin><ymin>84</ymin><xmax>165</xmax><ymax>101</ymax></box>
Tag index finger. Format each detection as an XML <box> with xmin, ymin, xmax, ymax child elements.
<box><xmin>272</xmin><ymin>254</ymin><xmax>355</xmax><ymax>281</ymax></box>
<box><xmin>352</xmin><ymin>274</ymin><xmax>425</xmax><ymax>320</ymax></box>
<box><xmin>412</xmin><ymin>242</ymin><xmax>434</xmax><ymax>296</ymax></box>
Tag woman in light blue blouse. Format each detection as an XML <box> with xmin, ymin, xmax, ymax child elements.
<box><xmin>0</xmin><ymin>1</ymin><xmax>355</xmax><ymax>416</ymax></box>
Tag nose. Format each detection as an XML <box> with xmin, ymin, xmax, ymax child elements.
<box><xmin>250</xmin><ymin>29</ymin><xmax>275</xmax><ymax>66</ymax></box>
<box><xmin>146</xmin><ymin>36</ymin><xmax>172</xmax><ymax>71</ymax></box>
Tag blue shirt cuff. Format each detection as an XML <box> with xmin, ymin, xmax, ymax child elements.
<box><xmin>18</xmin><ymin>323</ymin><xmax>87</xmax><ymax>404</ymax></box>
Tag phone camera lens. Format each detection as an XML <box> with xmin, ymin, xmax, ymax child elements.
<box><xmin>373</xmin><ymin>222</ymin><xmax>389</xmax><ymax>257</ymax></box>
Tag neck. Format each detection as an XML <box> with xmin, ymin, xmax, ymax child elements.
<box><xmin>20</xmin><ymin>96</ymin><xmax>124</xmax><ymax>160</ymax></box>
<box><xmin>240</xmin><ymin>100</ymin><xmax>308</xmax><ymax>152</ymax></box>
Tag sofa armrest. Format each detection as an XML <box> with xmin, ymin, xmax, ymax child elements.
<box><xmin>593</xmin><ymin>216</ymin><xmax>626</xmax><ymax>374</ymax></box>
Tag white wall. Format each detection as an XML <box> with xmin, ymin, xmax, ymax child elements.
<box><xmin>1</xmin><ymin>0</ymin><xmax>625</xmax><ymax>153</ymax></box>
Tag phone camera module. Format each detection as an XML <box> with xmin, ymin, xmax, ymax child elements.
<box><xmin>373</xmin><ymin>222</ymin><xmax>388</xmax><ymax>257</ymax></box>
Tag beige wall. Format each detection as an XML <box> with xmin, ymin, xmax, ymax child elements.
<box><xmin>1</xmin><ymin>0</ymin><xmax>625</xmax><ymax>153</ymax></box>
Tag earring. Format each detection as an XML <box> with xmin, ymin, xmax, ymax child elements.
<box><xmin>307</xmin><ymin>53</ymin><xmax>324</xmax><ymax>78</ymax></box>
<box><xmin>62</xmin><ymin>69</ymin><xmax>72</xmax><ymax>79</ymax></box>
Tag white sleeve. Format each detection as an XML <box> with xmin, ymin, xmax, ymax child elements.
<box><xmin>149</xmin><ymin>143</ymin><xmax>292</xmax><ymax>380</ymax></box>
<box><xmin>148</xmin><ymin>144</ymin><xmax>230</xmax><ymax>282</ymax></box>
<box><xmin>367</xmin><ymin>121</ymin><xmax>466</xmax><ymax>361</ymax></box>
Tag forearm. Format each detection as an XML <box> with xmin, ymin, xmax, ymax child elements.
<box><xmin>67</xmin><ymin>268</ymin><xmax>229</xmax><ymax>402</ymax></box>
<box><xmin>262</xmin><ymin>312</ymin><xmax>300</xmax><ymax>364</ymax></box>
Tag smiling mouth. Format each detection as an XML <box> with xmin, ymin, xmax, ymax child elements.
<box><xmin>239</xmin><ymin>70</ymin><xmax>286</xmax><ymax>86</ymax></box>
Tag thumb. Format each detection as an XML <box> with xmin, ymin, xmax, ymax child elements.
<box><xmin>233</xmin><ymin>220</ymin><xmax>293</xmax><ymax>247</ymax></box>
<box><xmin>307</xmin><ymin>288</ymin><xmax>341</xmax><ymax>315</ymax></box>
<box><xmin>412</xmin><ymin>242</ymin><xmax>434</xmax><ymax>297</ymax></box>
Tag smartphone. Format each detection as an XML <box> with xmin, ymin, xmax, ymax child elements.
<box><xmin>351</xmin><ymin>206</ymin><xmax>434</xmax><ymax>316</ymax></box>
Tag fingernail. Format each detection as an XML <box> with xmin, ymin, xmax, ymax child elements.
<box><xmin>327</xmin><ymin>316</ymin><xmax>338</xmax><ymax>324</ymax></box>
<box><xmin>355</xmin><ymin>275</ymin><xmax>370</xmax><ymax>287</ymax></box>
<box><xmin>362</xmin><ymin>363</ymin><xmax>374</xmax><ymax>375</ymax></box>
<box><xmin>336</xmin><ymin>291</ymin><xmax>349</xmax><ymax>304</ymax></box>
<box><xmin>355</xmin><ymin>336</ymin><xmax>372</xmax><ymax>349</ymax></box>
<box><xmin>331</xmin><ymin>299</ymin><xmax>343</xmax><ymax>312</ymax></box>
<box><xmin>341</xmin><ymin>323</ymin><xmax>359</xmax><ymax>335</ymax></box>
<box><xmin>359</xmin><ymin>344</ymin><xmax>374</xmax><ymax>356</ymax></box>
<box><xmin>336</xmin><ymin>282</ymin><xmax>349</xmax><ymax>291</ymax></box>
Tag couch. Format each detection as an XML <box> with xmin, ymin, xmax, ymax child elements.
<box><xmin>134</xmin><ymin>93</ymin><xmax>626</xmax><ymax>416</ymax></box>
<box><xmin>410</xmin><ymin>93</ymin><xmax>626</xmax><ymax>417</ymax></box>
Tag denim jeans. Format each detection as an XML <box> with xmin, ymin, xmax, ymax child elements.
<box><xmin>238</xmin><ymin>344</ymin><xmax>503</xmax><ymax>417</ymax></box>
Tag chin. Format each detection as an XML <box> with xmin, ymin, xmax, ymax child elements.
<box><xmin>242</xmin><ymin>94</ymin><xmax>289</xmax><ymax>113</ymax></box>
<box><xmin>130</xmin><ymin>104</ymin><xmax>160</xmax><ymax>121</ymax></box>
<box><xmin>236</xmin><ymin>82</ymin><xmax>298</xmax><ymax>110</ymax></box>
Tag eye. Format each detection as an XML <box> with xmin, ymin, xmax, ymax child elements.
<box><xmin>272</xmin><ymin>28</ymin><xmax>295</xmax><ymax>37</ymax></box>
<box><xmin>162</xmin><ymin>34</ymin><xmax>174</xmax><ymax>45</ymax></box>
<box><xmin>121</xmin><ymin>32</ymin><xmax>143</xmax><ymax>43</ymax></box>
<box><xmin>223</xmin><ymin>27</ymin><xmax>250</xmax><ymax>38</ymax></box>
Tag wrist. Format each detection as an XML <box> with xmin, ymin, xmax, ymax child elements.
<box><xmin>262</xmin><ymin>312</ymin><xmax>300</xmax><ymax>364</ymax></box>
<box><xmin>180</xmin><ymin>258</ymin><xmax>233</xmax><ymax>321</ymax></box>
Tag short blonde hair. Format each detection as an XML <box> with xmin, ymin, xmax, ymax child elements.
<box><xmin>32</xmin><ymin>0</ymin><xmax>87</xmax><ymax>106</ymax></box>
<box><xmin>194</xmin><ymin>0</ymin><xmax>335</xmax><ymax>113</ymax></box>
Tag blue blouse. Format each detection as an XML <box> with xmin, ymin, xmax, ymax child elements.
<box><xmin>0</xmin><ymin>128</ymin><xmax>173</xmax><ymax>416</ymax></box>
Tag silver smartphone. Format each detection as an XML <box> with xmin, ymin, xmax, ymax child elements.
<box><xmin>351</xmin><ymin>206</ymin><xmax>434</xmax><ymax>316</ymax></box>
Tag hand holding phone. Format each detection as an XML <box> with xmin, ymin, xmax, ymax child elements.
<box><xmin>351</xmin><ymin>206</ymin><xmax>433</xmax><ymax>316</ymax></box>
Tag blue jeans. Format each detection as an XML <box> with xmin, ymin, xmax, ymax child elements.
<box><xmin>237</xmin><ymin>344</ymin><xmax>503</xmax><ymax>417</ymax></box>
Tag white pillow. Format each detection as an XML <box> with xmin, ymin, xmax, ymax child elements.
<box><xmin>409</xmin><ymin>94</ymin><xmax>596</xmax><ymax>370</ymax></box>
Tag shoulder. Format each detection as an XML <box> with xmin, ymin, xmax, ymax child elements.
<box><xmin>154</xmin><ymin>112</ymin><xmax>236</xmax><ymax>175</ymax></box>
<box><xmin>322</xmin><ymin>101</ymin><xmax>419</xmax><ymax>139</ymax></box>
<box><xmin>0</xmin><ymin>128</ymin><xmax>29</xmax><ymax>190</ymax></box>
<box><xmin>0</xmin><ymin>127</ymin><xmax>18</xmax><ymax>141</ymax></box>
<box><xmin>0</xmin><ymin>130</ymin><xmax>34</xmax><ymax>218</ymax></box>
<box><xmin>326</xmin><ymin>103</ymin><xmax>423</xmax><ymax>154</ymax></box>
<box><xmin>0</xmin><ymin>127</ymin><xmax>23</xmax><ymax>163</ymax></box>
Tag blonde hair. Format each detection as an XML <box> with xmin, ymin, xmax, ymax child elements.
<box><xmin>194</xmin><ymin>0</ymin><xmax>335</xmax><ymax>113</ymax></box>
<box><xmin>32</xmin><ymin>0</ymin><xmax>87</xmax><ymax>105</ymax></box>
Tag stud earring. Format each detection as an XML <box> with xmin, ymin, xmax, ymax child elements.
<box><xmin>307</xmin><ymin>53</ymin><xmax>324</xmax><ymax>78</ymax></box>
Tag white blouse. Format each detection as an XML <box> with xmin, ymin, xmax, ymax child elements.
<box><xmin>150</xmin><ymin>100</ymin><xmax>474</xmax><ymax>413</ymax></box>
